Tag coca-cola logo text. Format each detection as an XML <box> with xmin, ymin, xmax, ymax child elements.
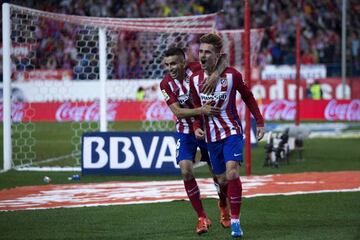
<box><xmin>263</xmin><ymin>100</ymin><xmax>296</xmax><ymax>121</ymax></box>
<box><xmin>145</xmin><ymin>101</ymin><xmax>174</xmax><ymax>121</ymax></box>
<box><xmin>324</xmin><ymin>100</ymin><xmax>360</xmax><ymax>121</ymax></box>
<box><xmin>0</xmin><ymin>102</ymin><xmax>26</xmax><ymax>122</ymax></box>
<box><xmin>56</xmin><ymin>102</ymin><xmax>118</xmax><ymax>122</ymax></box>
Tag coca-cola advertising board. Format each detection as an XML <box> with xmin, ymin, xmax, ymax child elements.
<box><xmin>1</xmin><ymin>99</ymin><xmax>359</xmax><ymax>122</ymax></box>
<box><xmin>259</xmin><ymin>99</ymin><xmax>360</xmax><ymax>121</ymax></box>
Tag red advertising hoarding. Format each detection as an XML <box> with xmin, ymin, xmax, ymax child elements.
<box><xmin>1</xmin><ymin>99</ymin><xmax>359</xmax><ymax>122</ymax></box>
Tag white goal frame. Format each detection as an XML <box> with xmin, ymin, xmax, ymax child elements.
<box><xmin>1</xmin><ymin>3</ymin><xmax>219</xmax><ymax>171</ymax></box>
<box><xmin>2</xmin><ymin>4</ymin><xmax>110</xmax><ymax>171</ymax></box>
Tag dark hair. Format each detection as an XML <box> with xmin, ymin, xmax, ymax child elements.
<box><xmin>200</xmin><ymin>33</ymin><xmax>223</xmax><ymax>53</ymax></box>
<box><xmin>163</xmin><ymin>47</ymin><xmax>186</xmax><ymax>59</ymax></box>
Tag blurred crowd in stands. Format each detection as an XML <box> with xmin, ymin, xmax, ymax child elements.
<box><xmin>1</xmin><ymin>0</ymin><xmax>359</xmax><ymax>79</ymax></box>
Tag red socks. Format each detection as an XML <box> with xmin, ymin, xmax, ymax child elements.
<box><xmin>213</xmin><ymin>177</ymin><xmax>228</xmax><ymax>208</ymax></box>
<box><xmin>184</xmin><ymin>178</ymin><xmax>206</xmax><ymax>218</ymax></box>
<box><xmin>227</xmin><ymin>178</ymin><xmax>242</xmax><ymax>219</ymax></box>
<box><xmin>184</xmin><ymin>177</ymin><xmax>241</xmax><ymax>219</ymax></box>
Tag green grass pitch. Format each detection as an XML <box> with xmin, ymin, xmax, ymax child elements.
<box><xmin>0</xmin><ymin>122</ymin><xmax>359</xmax><ymax>239</ymax></box>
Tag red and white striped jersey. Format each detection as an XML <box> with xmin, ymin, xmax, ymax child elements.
<box><xmin>190</xmin><ymin>67</ymin><xmax>264</xmax><ymax>143</ymax></box>
<box><xmin>160</xmin><ymin>62</ymin><xmax>201</xmax><ymax>134</ymax></box>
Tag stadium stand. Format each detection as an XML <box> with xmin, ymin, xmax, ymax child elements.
<box><xmin>0</xmin><ymin>0</ymin><xmax>359</xmax><ymax>79</ymax></box>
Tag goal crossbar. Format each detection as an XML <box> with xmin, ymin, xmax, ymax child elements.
<box><xmin>7</xmin><ymin>4</ymin><xmax>218</xmax><ymax>33</ymax></box>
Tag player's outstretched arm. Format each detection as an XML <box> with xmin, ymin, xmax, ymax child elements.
<box><xmin>169</xmin><ymin>102</ymin><xmax>220</xmax><ymax>119</ymax></box>
<box><xmin>233</xmin><ymin>69</ymin><xmax>265</xmax><ymax>139</ymax></box>
<box><xmin>202</xmin><ymin>53</ymin><xmax>228</xmax><ymax>94</ymax></box>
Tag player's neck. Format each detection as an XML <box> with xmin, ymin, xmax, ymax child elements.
<box><xmin>177</xmin><ymin>72</ymin><xmax>185</xmax><ymax>81</ymax></box>
<box><xmin>205</xmin><ymin>66</ymin><xmax>216</xmax><ymax>76</ymax></box>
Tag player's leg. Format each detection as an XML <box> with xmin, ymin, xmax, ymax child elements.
<box><xmin>198</xmin><ymin>139</ymin><xmax>230</xmax><ymax>228</ymax></box>
<box><xmin>176</xmin><ymin>133</ymin><xmax>211</xmax><ymax>235</ymax></box>
<box><xmin>225</xmin><ymin>160</ymin><xmax>243</xmax><ymax>238</ymax></box>
<box><xmin>223</xmin><ymin>134</ymin><xmax>244</xmax><ymax>238</ymax></box>
<box><xmin>211</xmin><ymin>170</ymin><xmax>231</xmax><ymax>228</ymax></box>
<box><xmin>198</xmin><ymin>138</ymin><xmax>228</xmax><ymax>206</ymax></box>
<box><xmin>204</xmin><ymin>138</ymin><xmax>228</xmax><ymax>231</ymax></box>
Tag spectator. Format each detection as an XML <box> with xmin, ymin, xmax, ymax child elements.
<box><xmin>257</xmin><ymin>48</ymin><xmax>273</xmax><ymax>68</ymax></box>
<box><xmin>310</xmin><ymin>80</ymin><xmax>323</xmax><ymax>100</ymax></box>
<box><xmin>305</xmin><ymin>79</ymin><xmax>313</xmax><ymax>99</ymax></box>
<box><xmin>135</xmin><ymin>87</ymin><xmax>145</xmax><ymax>101</ymax></box>
<box><xmin>1</xmin><ymin>0</ymin><xmax>359</xmax><ymax>78</ymax></box>
<box><xmin>350</xmin><ymin>30</ymin><xmax>360</xmax><ymax>75</ymax></box>
<box><xmin>283</xmin><ymin>48</ymin><xmax>296</xmax><ymax>65</ymax></box>
<box><xmin>127</xmin><ymin>47</ymin><xmax>141</xmax><ymax>79</ymax></box>
<box><xmin>186</xmin><ymin>34</ymin><xmax>200</xmax><ymax>63</ymax></box>
<box><xmin>46</xmin><ymin>56</ymin><xmax>58</xmax><ymax>70</ymax></box>
<box><xmin>144</xmin><ymin>85</ymin><xmax>158</xmax><ymax>100</ymax></box>
<box><xmin>301</xmin><ymin>48</ymin><xmax>316</xmax><ymax>64</ymax></box>
<box><xmin>270</xmin><ymin>42</ymin><xmax>282</xmax><ymax>65</ymax></box>
<box><xmin>116</xmin><ymin>41</ymin><xmax>128</xmax><ymax>78</ymax></box>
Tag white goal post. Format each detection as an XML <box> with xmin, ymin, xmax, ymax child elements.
<box><xmin>1</xmin><ymin>3</ymin><xmax>218</xmax><ymax>171</ymax></box>
<box><xmin>3</xmin><ymin>3</ymin><xmax>12</xmax><ymax>171</ymax></box>
<box><xmin>2</xmin><ymin>3</ymin><xmax>263</xmax><ymax>172</ymax></box>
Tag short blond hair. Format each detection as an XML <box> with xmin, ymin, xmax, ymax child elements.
<box><xmin>199</xmin><ymin>33</ymin><xmax>223</xmax><ymax>53</ymax></box>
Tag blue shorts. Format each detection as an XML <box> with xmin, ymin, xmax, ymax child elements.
<box><xmin>176</xmin><ymin>132</ymin><xmax>210</xmax><ymax>164</ymax></box>
<box><xmin>207</xmin><ymin>134</ymin><xmax>244</xmax><ymax>175</ymax></box>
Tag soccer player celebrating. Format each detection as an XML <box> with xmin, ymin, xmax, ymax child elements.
<box><xmin>189</xmin><ymin>33</ymin><xmax>265</xmax><ymax>238</ymax></box>
<box><xmin>160</xmin><ymin>47</ymin><xmax>230</xmax><ymax>235</ymax></box>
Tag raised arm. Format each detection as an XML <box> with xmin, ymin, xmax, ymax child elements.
<box><xmin>202</xmin><ymin>53</ymin><xmax>228</xmax><ymax>94</ymax></box>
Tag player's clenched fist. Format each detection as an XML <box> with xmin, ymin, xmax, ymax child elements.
<box><xmin>256</xmin><ymin>126</ymin><xmax>265</xmax><ymax>141</ymax></box>
<box><xmin>194</xmin><ymin>128</ymin><xmax>205</xmax><ymax>140</ymax></box>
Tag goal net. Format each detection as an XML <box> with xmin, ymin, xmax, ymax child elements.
<box><xmin>1</xmin><ymin>4</ymin><xmax>264</xmax><ymax>171</ymax></box>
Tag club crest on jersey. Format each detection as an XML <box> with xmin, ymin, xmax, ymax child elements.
<box><xmin>178</xmin><ymin>94</ymin><xmax>189</xmax><ymax>105</ymax></box>
<box><xmin>161</xmin><ymin>89</ymin><xmax>170</xmax><ymax>101</ymax></box>
<box><xmin>220</xmin><ymin>78</ymin><xmax>227</xmax><ymax>87</ymax></box>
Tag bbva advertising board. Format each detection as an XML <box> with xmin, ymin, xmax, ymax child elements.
<box><xmin>81</xmin><ymin>125</ymin><xmax>258</xmax><ymax>175</ymax></box>
<box><xmin>81</xmin><ymin>132</ymin><xmax>180</xmax><ymax>175</ymax></box>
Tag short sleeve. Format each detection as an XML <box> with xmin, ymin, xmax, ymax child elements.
<box><xmin>160</xmin><ymin>77</ymin><xmax>178</xmax><ymax>106</ymax></box>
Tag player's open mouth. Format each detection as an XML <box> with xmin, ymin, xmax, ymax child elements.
<box><xmin>201</xmin><ymin>59</ymin><xmax>206</xmax><ymax>65</ymax></box>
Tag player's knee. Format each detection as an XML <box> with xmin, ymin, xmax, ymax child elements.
<box><xmin>181</xmin><ymin>168</ymin><xmax>194</xmax><ymax>180</ymax></box>
<box><xmin>226</xmin><ymin>168</ymin><xmax>239</xmax><ymax>180</ymax></box>
<box><xmin>215</xmin><ymin>174</ymin><xmax>227</xmax><ymax>185</ymax></box>
<box><xmin>179</xmin><ymin>160</ymin><xmax>194</xmax><ymax>180</ymax></box>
